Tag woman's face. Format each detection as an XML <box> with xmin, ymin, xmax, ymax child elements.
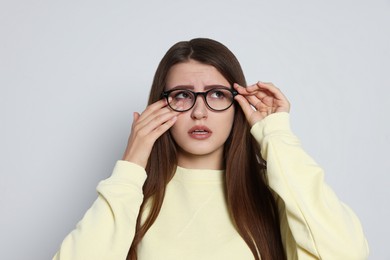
<box><xmin>165</xmin><ymin>59</ymin><xmax>235</xmax><ymax>169</ymax></box>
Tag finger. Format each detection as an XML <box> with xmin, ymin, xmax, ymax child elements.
<box><xmin>149</xmin><ymin>115</ymin><xmax>178</xmax><ymax>140</ymax></box>
<box><xmin>246</xmin><ymin>83</ymin><xmax>289</xmax><ymax>111</ymax></box>
<box><xmin>137</xmin><ymin>112</ymin><xmax>179</xmax><ymax>143</ymax></box>
<box><xmin>256</xmin><ymin>82</ymin><xmax>288</xmax><ymax>101</ymax></box>
<box><xmin>233</xmin><ymin>83</ymin><xmax>251</xmax><ymax>95</ymax></box>
<box><xmin>131</xmin><ymin>112</ymin><xmax>141</xmax><ymax>130</ymax></box>
<box><xmin>139</xmin><ymin>99</ymin><xmax>169</xmax><ymax>121</ymax></box>
<box><xmin>245</xmin><ymin>94</ymin><xmax>264</xmax><ymax>108</ymax></box>
<box><xmin>137</xmin><ymin>105</ymin><xmax>172</xmax><ymax>126</ymax></box>
<box><xmin>234</xmin><ymin>94</ymin><xmax>255</xmax><ymax>118</ymax></box>
<box><xmin>134</xmin><ymin>112</ymin><xmax>140</xmax><ymax>122</ymax></box>
<box><xmin>136</xmin><ymin>99</ymin><xmax>180</xmax><ymax>129</ymax></box>
<box><xmin>235</xmin><ymin>83</ymin><xmax>270</xmax><ymax>101</ymax></box>
<box><xmin>138</xmin><ymin>98</ymin><xmax>183</xmax><ymax>128</ymax></box>
<box><xmin>136</xmin><ymin>99</ymin><xmax>183</xmax><ymax>132</ymax></box>
<box><xmin>234</xmin><ymin>84</ymin><xmax>270</xmax><ymax>109</ymax></box>
<box><xmin>245</xmin><ymin>81</ymin><xmax>276</xmax><ymax>92</ymax></box>
<box><xmin>136</xmin><ymin>108</ymin><xmax>180</xmax><ymax>134</ymax></box>
<box><xmin>243</xmin><ymin>82</ymin><xmax>261</xmax><ymax>93</ymax></box>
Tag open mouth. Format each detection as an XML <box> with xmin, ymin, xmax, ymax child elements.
<box><xmin>191</xmin><ymin>129</ymin><xmax>209</xmax><ymax>134</ymax></box>
<box><xmin>188</xmin><ymin>126</ymin><xmax>212</xmax><ymax>139</ymax></box>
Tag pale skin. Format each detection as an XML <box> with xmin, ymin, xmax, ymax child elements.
<box><xmin>122</xmin><ymin>70</ymin><xmax>290</xmax><ymax>169</ymax></box>
<box><xmin>164</xmin><ymin>60</ymin><xmax>235</xmax><ymax>170</ymax></box>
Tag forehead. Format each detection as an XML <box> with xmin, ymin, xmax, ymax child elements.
<box><xmin>165</xmin><ymin>60</ymin><xmax>229</xmax><ymax>89</ymax></box>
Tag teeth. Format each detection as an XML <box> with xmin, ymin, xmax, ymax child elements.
<box><xmin>193</xmin><ymin>130</ymin><xmax>207</xmax><ymax>133</ymax></box>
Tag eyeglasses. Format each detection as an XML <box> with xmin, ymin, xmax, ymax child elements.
<box><xmin>162</xmin><ymin>87</ymin><xmax>238</xmax><ymax>112</ymax></box>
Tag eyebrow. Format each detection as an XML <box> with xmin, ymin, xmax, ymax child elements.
<box><xmin>168</xmin><ymin>84</ymin><xmax>231</xmax><ymax>91</ymax></box>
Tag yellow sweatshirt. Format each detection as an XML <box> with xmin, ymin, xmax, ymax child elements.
<box><xmin>53</xmin><ymin>112</ymin><xmax>369</xmax><ymax>259</ymax></box>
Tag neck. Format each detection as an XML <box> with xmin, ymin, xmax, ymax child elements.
<box><xmin>176</xmin><ymin>149</ymin><xmax>224</xmax><ymax>170</ymax></box>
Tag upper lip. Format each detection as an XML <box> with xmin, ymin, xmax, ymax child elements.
<box><xmin>188</xmin><ymin>125</ymin><xmax>212</xmax><ymax>133</ymax></box>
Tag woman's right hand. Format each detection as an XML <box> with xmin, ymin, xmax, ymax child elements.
<box><xmin>122</xmin><ymin>99</ymin><xmax>181</xmax><ymax>168</ymax></box>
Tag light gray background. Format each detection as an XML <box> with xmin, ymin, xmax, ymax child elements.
<box><xmin>1</xmin><ymin>0</ymin><xmax>389</xmax><ymax>259</ymax></box>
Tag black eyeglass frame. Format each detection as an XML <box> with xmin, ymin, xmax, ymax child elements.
<box><xmin>162</xmin><ymin>87</ymin><xmax>238</xmax><ymax>112</ymax></box>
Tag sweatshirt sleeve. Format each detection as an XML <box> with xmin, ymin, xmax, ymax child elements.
<box><xmin>250</xmin><ymin>112</ymin><xmax>369</xmax><ymax>260</ymax></box>
<box><xmin>53</xmin><ymin>160</ymin><xmax>147</xmax><ymax>260</ymax></box>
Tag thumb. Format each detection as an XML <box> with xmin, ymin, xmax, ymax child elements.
<box><xmin>235</xmin><ymin>95</ymin><xmax>254</xmax><ymax>119</ymax></box>
<box><xmin>235</xmin><ymin>95</ymin><xmax>265</xmax><ymax>126</ymax></box>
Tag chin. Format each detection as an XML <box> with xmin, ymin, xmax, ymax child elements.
<box><xmin>178</xmin><ymin>144</ymin><xmax>223</xmax><ymax>157</ymax></box>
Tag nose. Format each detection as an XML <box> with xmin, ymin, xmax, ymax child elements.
<box><xmin>190</xmin><ymin>95</ymin><xmax>208</xmax><ymax>119</ymax></box>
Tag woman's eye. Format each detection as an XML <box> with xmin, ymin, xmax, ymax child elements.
<box><xmin>174</xmin><ymin>91</ymin><xmax>192</xmax><ymax>99</ymax></box>
<box><xmin>210</xmin><ymin>90</ymin><xmax>226</xmax><ymax>99</ymax></box>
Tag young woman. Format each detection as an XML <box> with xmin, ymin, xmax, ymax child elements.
<box><xmin>53</xmin><ymin>38</ymin><xmax>369</xmax><ymax>260</ymax></box>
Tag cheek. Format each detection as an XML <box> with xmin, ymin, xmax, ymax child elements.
<box><xmin>227</xmin><ymin>114</ymin><xmax>235</xmax><ymax>133</ymax></box>
<box><xmin>225</xmin><ymin>108</ymin><xmax>235</xmax><ymax>126</ymax></box>
<box><xmin>218</xmin><ymin>109</ymin><xmax>235</xmax><ymax>136</ymax></box>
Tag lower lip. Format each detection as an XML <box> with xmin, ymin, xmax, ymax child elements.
<box><xmin>189</xmin><ymin>132</ymin><xmax>212</xmax><ymax>140</ymax></box>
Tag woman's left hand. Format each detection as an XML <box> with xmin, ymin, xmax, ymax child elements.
<box><xmin>234</xmin><ymin>82</ymin><xmax>290</xmax><ymax>127</ymax></box>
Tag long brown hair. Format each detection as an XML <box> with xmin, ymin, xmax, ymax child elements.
<box><xmin>128</xmin><ymin>38</ymin><xmax>285</xmax><ymax>260</ymax></box>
